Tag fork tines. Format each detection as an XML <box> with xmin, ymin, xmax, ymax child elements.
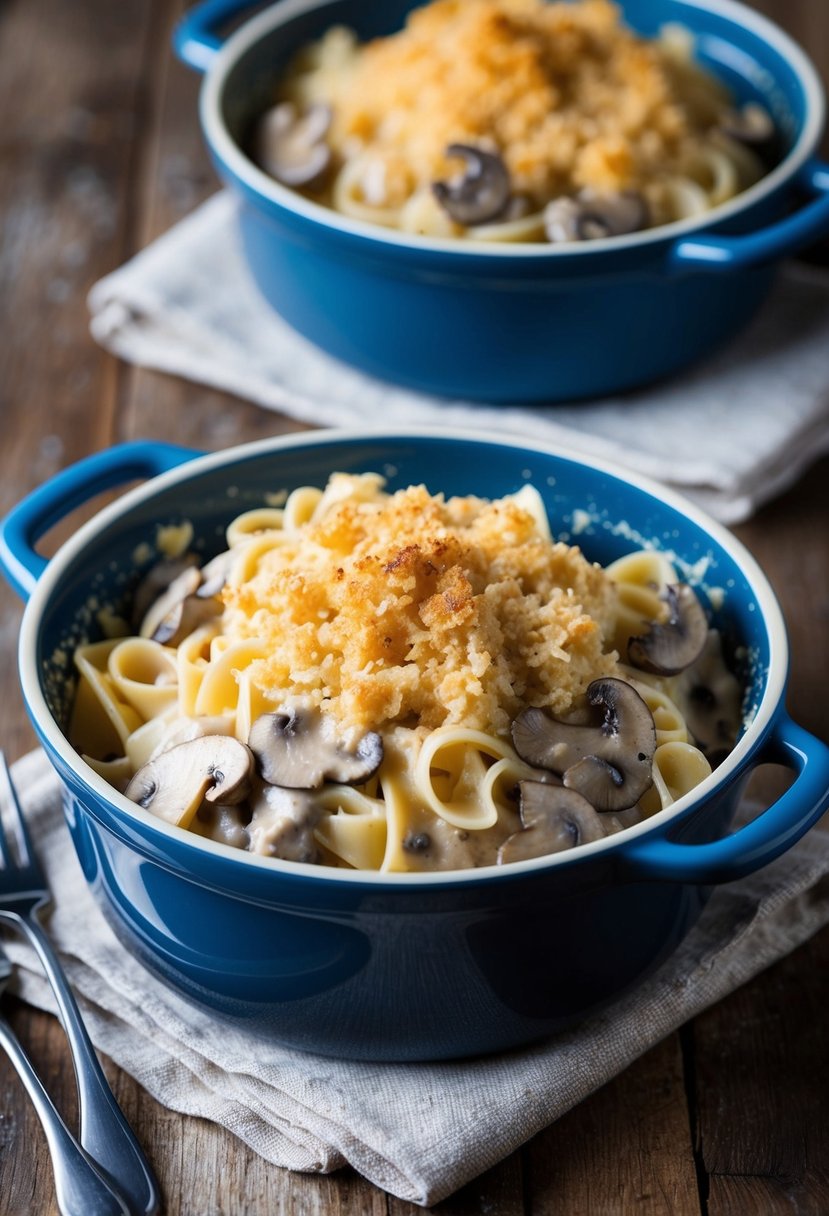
<box><xmin>0</xmin><ymin>751</ymin><xmax>39</xmax><ymax>878</ymax></box>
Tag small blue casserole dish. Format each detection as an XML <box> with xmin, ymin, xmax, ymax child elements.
<box><xmin>172</xmin><ymin>0</ymin><xmax>829</xmax><ymax>402</ymax></box>
<box><xmin>2</xmin><ymin>430</ymin><xmax>828</xmax><ymax>1062</ymax></box>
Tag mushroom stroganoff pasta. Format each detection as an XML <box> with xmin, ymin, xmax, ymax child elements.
<box><xmin>250</xmin><ymin>0</ymin><xmax>776</xmax><ymax>244</ymax></box>
<box><xmin>70</xmin><ymin>473</ymin><xmax>742</xmax><ymax>872</ymax></box>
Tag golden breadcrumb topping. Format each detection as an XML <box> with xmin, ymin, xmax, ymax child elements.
<box><xmin>282</xmin><ymin>0</ymin><xmax>729</xmax><ymax>209</ymax></box>
<box><xmin>222</xmin><ymin>477</ymin><xmax>619</xmax><ymax>737</ymax></box>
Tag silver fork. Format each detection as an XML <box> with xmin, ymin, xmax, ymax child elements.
<box><xmin>0</xmin><ymin>946</ymin><xmax>131</xmax><ymax>1215</ymax></box>
<box><xmin>0</xmin><ymin>752</ymin><xmax>161</xmax><ymax>1216</ymax></box>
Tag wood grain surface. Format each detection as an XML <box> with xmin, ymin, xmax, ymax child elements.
<box><xmin>0</xmin><ymin>1</ymin><xmax>827</xmax><ymax>1213</ymax></box>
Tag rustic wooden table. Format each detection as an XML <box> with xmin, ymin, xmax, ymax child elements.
<box><xmin>1</xmin><ymin>1</ymin><xmax>828</xmax><ymax>1212</ymax></box>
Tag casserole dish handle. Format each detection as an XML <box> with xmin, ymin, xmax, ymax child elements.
<box><xmin>669</xmin><ymin>160</ymin><xmax>829</xmax><ymax>272</ymax></box>
<box><xmin>620</xmin><ymin>714</ymin><xmax>829</xmax><ymax>884</ymax></box>
<box><xmin>174</xmin><ymin>0</ymin><xmax>263</xmax><ymax>71</ymax></box>
<box><xmin>0</xmin><ymin>441</ymin><xmax>198</xmax><ymax>601</ymax></box>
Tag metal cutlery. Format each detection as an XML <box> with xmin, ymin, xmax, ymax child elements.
<box><xmin>0</xmin><ymin>946</ymin><xmax>131</xmax><ymax>1215</ymax></box>
<box><xmin>0</xmin><ymin>751</ymin><xmax>161</xmax><ymax>1216</ymax></box>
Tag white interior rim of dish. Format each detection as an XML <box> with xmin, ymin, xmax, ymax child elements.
<box><xmin>200</xmin><ymin>0</ymin><xmax>826</xmax><ymax>258</ymax></box>
<box><xmin>20</xmin><ymin>427</ymin><xmax>790</xmax><ymax>886</ymax></box>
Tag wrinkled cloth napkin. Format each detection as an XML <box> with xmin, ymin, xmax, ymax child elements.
<box><xmin>88</xmin><ymin>191</ymin><xmax>829</xmax><ymax>525</ymax></box>
<box><xmin>4</xmin><ymin>748</ymin><xmax>829</xmax><ymax>1206</ymax></box>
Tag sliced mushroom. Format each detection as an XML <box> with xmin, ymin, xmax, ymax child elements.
<box><xmin>246</xmin><ymin>782</ymin><xmax>322</xmax><ymax>864</ymax></box>
<box><xmin>542</xmin><ymin>196</ymin><xmax>582</xmax><ymax>243</ymax></box>
<box><xmin>147</xmin><ymin>714</ymin><xmax>236</xmax><ymax>763</ymax></box>
<box><xmin>196</xmin><ymin>549</ymin><xmax>234</xmax><ymax>599</ymax></box>
<box><xmin>497</xmin><ymin>783</ymin><xmax>606</xmax><ymax>864</ymax></box>
<box><xmin>138</xmin><ymin>565</ymin><xmax>201</xmax><ymax>638</ymax></box>
<box><xmin>147</xmin><ymin>592</ymin><xmax>223</xmax><ymax>647</ymax></box>
<box><xmin>432</xmin><ymin>144</ymin><xmax>511</xmax><ymax>226</ymax></box>
<box><xmin>196</xmin><ymin>801</ymin><xmax>251</xmax><ymax>851</ymax></box>
<box><xmin>253</xmin><ymin>101</ymin><xmax>332</xmax><ymax>188</ymax></box>
<box><xmin>131</xmin><ymin>555</ymin><xmax>200</xmax><ymax>629</ymax></box>
<box><xmin>248</xmin><ymin>708</ymin><xmax>383</xmax><ymax>790</ymax></box>
<box><xmin>719</xmin><ymin>102</ymin><xmax>775</xmax><ymax>148</ymax></box>
<box><xmin>674</xmin><ymin>630</ymin><xmax>743</xmax><ymax>762</ymax></box>
<box><xmin>137</xmin><ymin>556</ymin><xmax>227</xmax><ymax>646</ymax></box>
<box><xmin>511</xmin><ymin>678</ymin><xmax>656</xmax><ymax>812</ymax></box>
<box><xmin>544</xmin><ymin>189</ymin><xmax>648</xmax><ymax>243</ymax></box>
<box><xmin>627</xmin><ymin>583</ymin><xmax>708</xmax><ymax>675</ymax></box>
<box><xmin>124</xmin><ymin>735</ymin><xmax>254</xmax><ymax>827</ymax></box>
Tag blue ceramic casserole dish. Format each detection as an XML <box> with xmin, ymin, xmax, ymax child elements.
<box><xmin>172</xmin><ymin>0</ymin><xmax>829</xmax><ymax>402</ymax></box>
<box><xmin>2</xmin><ymin>430</ymin><xmax>828</xmax><ymax>1061</ymax></box>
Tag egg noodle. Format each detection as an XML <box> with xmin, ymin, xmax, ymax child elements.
<box><xmin>270</xmin><ymin>0</ymin><xmax>768</xmax><ymax>241</ymax></box>
<box><xmin>70</xmin><ymin>474</ymin><xmax>741</xmax><ymax>872</ymax></box>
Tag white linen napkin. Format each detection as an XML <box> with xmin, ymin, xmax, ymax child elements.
<box><xmin>4</xmin><ymin>748</ymin><xmax>829</xmax><ymax>1207</ymax></box>
<box><xmin>88</xmin><ymin>192</ymin><xmax>829</xmax><ymax>525</ymax></box>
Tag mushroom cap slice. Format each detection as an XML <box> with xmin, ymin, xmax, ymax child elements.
<box><xmin>719</xmin><ymin>102</ymin><xmax>775</xmax><ymax>147</ymax></box>
<box><xmin>512</xmin><ymin>706</ymin><xmax>583</xmax><ymax>771</ymax></box>
<box><xmin>561</xmin><ymin>755</ymin><xmax>626</xmax><ymax>811</ymax></box>
<box><xmin>498</xmin><ymin>782</ymin><xmax>606</xmax><ymax>864</ymax></box>
<box><xmin>136</xmin><ymin>553</ymin><xmax>227</xmax><ymax>645</ymax></box>
<box><xmin>673</xmin><ymin>629</ymin><xmax>743</xmax><ymax>761</ymax></box>
<box><xmin>432</xmin><ymin>144</ymin><xmax>511</xmax><ymax>226</ymax></box>
<box><xmin>545</xmin><ymin>189</ymin><xmax>648</xmax><ymax>243</ymax></box>
<box><xmin>254</xmin><ymin>101</ymin><xmax>332</xmax><ymax>188</ymax></box>
<box><xmin>248</xmin><ymin>709</ymin><xmax>384</xmax><ymax>790</ymax></box>
<box><xmin>577</xmin><ymin>189</ymin><xmax>648</xmax><ymax>239</ymax></box>
<box><xmin>246</xmin><ymin>783</ymin><xmax>322</xmax><ymax>864</ymax></box>
<box><xmin>196</xmin><ymin>801</ymin><xmax>251</xmax><ymax>851</ymax></box>
<box><xmin>138</xmin><ymin>565</ymin><xmax>201</xmax><ymax>639</ymax></box>
<box><xmin>627</xmin><ymin>583</ymin><xmax>708</xmax><ymax>676</ymax></box>
<box><xmin>543</xmin><ymin>195</ymin><xmax>583</xmax><ymax>243</ymax></box>
<box><xmin>147</xmin><ymin>592</ymin><xmax>224</xmax><ymax>647</ymax></box>
<box><xmin>147</xmin><ymin>714</ymin><xmax>236</xmax><ymax>763</ymax></box>
<box><xmin>197</xmin><ymin>550</ymin><xmax>234</xmax><ymax>599</ymax></box>
<box><xmin>124</xmin><ymin>735</ymin><xmax>255</xmax><ymax>827</ymax></box>
<box><xmin>511</xmin><ymin>678</ymin><xmax>656</xmax><ymax>812</ymax></box>
<box><xmin>131</xmin><ymin>555</ymin><xmax>200</xmax><ymax>629</ymax></box>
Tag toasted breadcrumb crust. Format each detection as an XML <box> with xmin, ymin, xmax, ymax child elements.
<box><xmin>282</xmin><ymin>0</ymin><xmax>730</xmax><ymax>211</ymax></box>
<box><xmin>222</xmin><ymin>478</ymin><xmax>619</xmax><ymax>737</ymax></box>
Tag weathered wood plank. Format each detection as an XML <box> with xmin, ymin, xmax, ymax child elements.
<box><xmin>732</xmin><ymin>461</ymin><xmax>829</xmax><ymax>743</ymax></box>
<box><xmin>0</xmin><ymin>0</ymin><xmax>827</xmax><ymax>1213</ymax></box>
<box><xmin>131</xmin><ymin>1089</ymin><xmax>387</xmax><ymax>1216</ymax></box>
<box><xmin>0</xmin><ymin>0</ymin><xmax>157</xmax><ymax>761</ymax></box>
<box><xmin>693</xmin><ymin>455</ymin><xmax>829</xmax><ymax>1213</ymax></box>
<box><xmin>527</xmin><ymin>1034</ymin><xmax>701</xmax><ymax>1216</ymax></box>
<box><xmin>118</xmin><ymin>0</ymin><xmax>305</xmax><ymax>452</ymax></box>
<box><xmin>694</xmin><ymin>924</ymin><xmax>829</xmax><ymax>1215</ymax></box>
<box><xmin>0</xmin><ymin>0</ymin><xmax>165</xmax><ymax>1212</ymax></box>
